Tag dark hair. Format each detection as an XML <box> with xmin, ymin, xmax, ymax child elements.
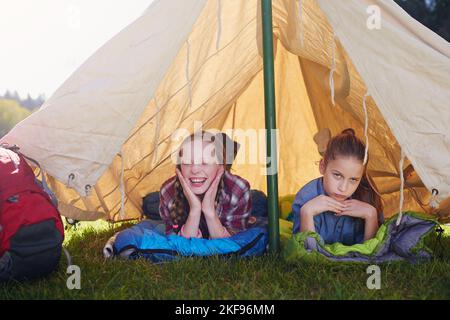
<box><xmin>324</xmin><ymin>128</ymin><xmax>384</xmax><ymax>223</ymax></box>
<box><xmin>170</xmin><ymin>131</ymin><xmax>234</xmax><ymax>238</ymax></box>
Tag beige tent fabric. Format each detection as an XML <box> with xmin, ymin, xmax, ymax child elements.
<box><xmin>1</xmin><ymin>0</ymin><xmax>449</xmax><ymax>222</ymax></box>
<box><xmin>0</xmin><ymin>0</ymin><xmax>207</xmax><ymax>197</ymax></box>
<box><xmin>317</xmin><ymin>0</ymin><xmax>450</xmax><ymax>206</ymax></box>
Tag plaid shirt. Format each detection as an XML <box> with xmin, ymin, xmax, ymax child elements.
<box><xmin>159</xmin><ymin>170</ymin><xmax>252</xmax><ymax>237</ymax></box>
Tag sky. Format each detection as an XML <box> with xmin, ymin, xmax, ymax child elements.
<box><xmin>0</xmin><ymin>0</ymin><xmax>153</xmax><ymax>99</ymax></box>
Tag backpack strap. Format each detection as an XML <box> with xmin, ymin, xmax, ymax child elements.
<box><xmin>0</xmin><ymin>143</ymin><xmax>58</xmax><ymax>207</ymax></box>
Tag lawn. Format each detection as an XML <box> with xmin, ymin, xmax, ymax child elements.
<box><xmin>1</xmin><ymin>219</ymin><xmax>449</xmax><ymax>300</ymax></box>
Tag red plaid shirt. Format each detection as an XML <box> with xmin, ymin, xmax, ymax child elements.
<box><xmin>159</xmin><ymin>170</ymin><xmax>252</xmax><ymax>237</ymax></box>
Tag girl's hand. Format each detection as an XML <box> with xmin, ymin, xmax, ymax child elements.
<box><xmin>302</xmin><ymin>195</ymin><xmax>346</xmax><ymax>217</ymax></box>
<box><xmin>338</xmin><ymin>200</ymin><xmax>379</xmax><ymax>240</ymax></box>
<box><xmin>336</xmin><ymin>199</ymin><xmax>377</xmax><ymax>220</ymax></box>
<box><xmin>201</xmin><ymin>167</ymin><xmax>225</xmax><ymax>218</ymax></box>
<box><xmin>176</xmin><ymin>169</ymin><xmax>201</xmax><ymax>212</ymax></box>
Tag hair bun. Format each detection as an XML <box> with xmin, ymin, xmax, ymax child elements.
<box><xmin>341</xmin><ymin>128</ymin><xmax>356</xmax><ymax>136</ymax></box>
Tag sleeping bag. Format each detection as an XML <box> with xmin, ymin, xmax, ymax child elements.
<box><xmin>105</xmin><ymin>219</ymin><xmax>268</xmax><ymax>263</ymax></box>
<box><xmin>283</xmin><ymin>212</ymin><xmax>440</xmax><ymax>264</ymax></box>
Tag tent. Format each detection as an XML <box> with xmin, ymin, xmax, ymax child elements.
<box><xmin>1</xmin><ymin>0</ymin><xmax>449</xmax><ymax>224</ymax></box>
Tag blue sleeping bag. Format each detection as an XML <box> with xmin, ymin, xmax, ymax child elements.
<box><xmin>111</xmin><ymin>220</ymin><xmax>268</xmax><ymax>263</ymax></box>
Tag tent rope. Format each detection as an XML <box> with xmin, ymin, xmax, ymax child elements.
<box><xmin>433</xmin><ymin>225</ymin><xmax>445</xmax><ymax>260</ymax></box>
<box><xmin>186</xmin><ymin>39</ymin><xmax>192</xmax><ymax>109</ymax></box>
<box><xmin>362</xmin><ymin>93</ymin><xmax>370</xmax><ymax>165</ymax></box>
<box><xmin>216</xmin><ymin>0</ymin><xmax>222</xmax><ymax>51</ymax></box>
<box><xmin>63</xmin><ymin>247</ymin><xmax>73</xmax><ymax>267</ymax></box>
<box><xmin>119</xmin><ymin>150</ymin><xmax>125</xmax><ymax>220</ymax></box>
<box><xmin>84</xmin><ymin>185</ymin><xmax>92</xmax><ymax>197</ymax></box>
<box><xmin>67</xmin><ymin>173</ymin><xmax>75</xmax><ymax>189</ymax></box>
<box><xmin>329</xmin><ymin>33</ymin><xmax>337</xmax><ymax>106</ymax></box>
<box><xmin>396</xmin><ymin>149</ymin><xmax>406</xmax><ymax>226</ymax></box>
<box><xmin>429</xmin><ymin>188</ymin><xmax>440</xmax><ymax>209</ymax></box>
<box><xmin>152</xmin><ymin>97</ymin><xmax>161</xmax><ymax>165</ymax></box>
<box><xmin>298</xmin><ymin>0</ymin><xmax>305</xmax><ymax>47</ymax></box>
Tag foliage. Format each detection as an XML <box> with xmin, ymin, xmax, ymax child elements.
<box><xmin>0</xmin><ymin>99</ymin><xmax>32</xmax><ymax>137</ymax></box>
<box><xmin>396</xmin><ymin>0</ymin><xmax>450</xmax><ymax>41</ymax></box>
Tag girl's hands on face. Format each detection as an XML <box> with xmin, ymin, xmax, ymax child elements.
<box><xmin>336</xmin><ymin>199</ymin><xmax>377</xmax><ymax>220</ymax></box>
<box><xmin>302</xmin><ymin>195</ymin><xmax>346</xmax><ymax>216</ymax></box>
<box><xmin>201</xmin><ymin>167</ymin><xmax>225</xmax><ymax>218</ymax></box>
<box><xmin>176</xmin><ymin>168</ymin><xmax>201</xmax><ymax>212</ymax></box>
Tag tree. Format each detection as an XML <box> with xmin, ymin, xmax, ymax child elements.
<box><xmin>11</xmin><ymin>90</ymin><xmax>20</xmax><ymax>101</ymax></box>
<box><xmin>22</xmin><ymin>94</ymin><xmax>34</xmax><ymax>110</ymax></box>
<box><xmin>3</xmin><ymin>90</ymin><xmax>12</xmax><ymax>100</ymax></box>
<box><xmin>396</xmin><ymin>0</ymin><xmax>450</xmax><ymax>41</ymax></box>
<box><xmin>0</xmin><ymin>99</ymin><xmax>31</xmax><ymax>137</ymax></box>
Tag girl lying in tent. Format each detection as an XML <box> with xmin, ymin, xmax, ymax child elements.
<box><xmin>292</xmin><ymin>128</ymin><xmax>384</xmax><ymax>246</ymax></box>
<box><xmin>105</xmin><ymin>131</ymin><xmax>268</xmax><ymax>262</ymax></box>
<box><xmin>284</xmin><ymin>128</ymin><xmax>439</xmax><ymax>263</ymax></box>
<box><xmin>159</xmin><ymin>130</ymin><xmax>252</xmax><ymax>239</ymax></box>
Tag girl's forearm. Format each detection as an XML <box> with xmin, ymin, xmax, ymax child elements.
<box><xmin>204</xmin><ymin>214</ymin><xmax>231</xmax><ymax>239</ymax></box>
<box><xmin>300</xmin><ymin>207</ymin><xmax>316</xmax><ymax>232</ymax></box>
<box><xmin>180</xmin><ymin>209</ymin><xmax>202</xmax><ymax>238</ymax></box>
<box><xmin>363</xmin><ymin>209</ymin><xmax>379</xmax><ymax>241</ymax></box>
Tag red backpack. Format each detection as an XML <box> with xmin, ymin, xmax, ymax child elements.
<box><xmin>0</xmin><ymin>145</ymin><xmax>64</xmax><ymax>281</ymax></box>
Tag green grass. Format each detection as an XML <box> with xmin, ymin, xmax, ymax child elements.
<box><xmin>1</xmin><ymin>221</ymin><xmax>449</xmax><ymax>300</ymax></box>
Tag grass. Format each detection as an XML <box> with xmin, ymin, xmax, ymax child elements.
<box><xmin>1</xmin><ymin>220</ymin><xmax>449</xmax><ymax>300</ymax></box>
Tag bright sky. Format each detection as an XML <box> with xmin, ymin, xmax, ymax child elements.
<box><xmin>0</xmin><ymin>0</ymin><xmax>153</xmax><ymax>99</ymax></box>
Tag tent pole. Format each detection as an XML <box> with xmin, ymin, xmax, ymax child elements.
<box><xmin>261</xmin><ymin>0</ymin><xmax>280</xmax><ymax>253</ymax></box>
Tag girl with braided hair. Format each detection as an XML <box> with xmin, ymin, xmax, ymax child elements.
<box><xmin>292</xmin><ymin>128</ymin><xmax>384</xmax><ymax>245</ymax></box>
<box><xmin>159</xmin><ymin>131</ymin><xmax>252</xmax><ymax>239</ymax></box>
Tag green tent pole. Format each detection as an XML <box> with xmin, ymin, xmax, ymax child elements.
<box><xmin>261</xmin><ymin>0</ymin><xmax>280</xmax><ymax>253</ymax></box>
